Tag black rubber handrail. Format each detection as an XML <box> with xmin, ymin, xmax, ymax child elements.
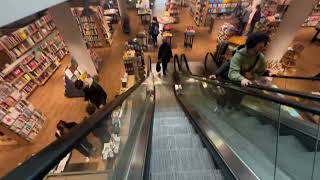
<box><xmin>204</xmin><ymin>51</ymin><xmax>320</xmax><ymax>81</ymax></box>
<box><xmin>180</xmin><ymin>54</ymin><xmax>191</xmax><ymax>74</ymax></box>
<box><xmin>204</xmin><ymin>52</ymin><xmax>215</xmax><ymax>73</ymax></box>
<box><xmin>193</xmin><ymin>74</ymin><xmax>320</xmax><ymax>102</ymax></box>
<box><xmin>147</xmin><ymin>55</ymin><xmax>152</xmax><ymax>77</ymax></box>
<box><xmin>173</xmin><ymin>54</ymin><xmax>181</xmax><ymax>73</ymax></box>
<box><xmin>4</xmin><ymin>57</ymin><xmax>154</xmax><ymax>180</ymax></box>
<box><xmin>269</xmin><ymin>74</ymin><xmax>320</xmax><ymax>81</ymax></box>
<box><xmin>189</xmin><ymin>75</ymin><xmax>320</xmax><ymax>116</ymax></box>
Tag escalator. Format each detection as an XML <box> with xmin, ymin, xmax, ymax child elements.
<box><xmin>176</xmin><ymin>54</ymin><xmax>320</xmax><ymax>180</ymax></box>
<box><xmin>3</xmin><ymin>55</ymin><xmax>320</xmax><ymax>180</ymax></box>
<box><xmin>150</xmin><ymin>80</ymin><xmax>224</xmax><ymax>180</ymax></box>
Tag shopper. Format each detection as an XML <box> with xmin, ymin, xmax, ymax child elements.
<box><xmin>248</xmin><ymin>4</ymin><xmax>261</xmax><ymax>35</ymax></box>
<box><xmin>238</xmin><ymin>4</ymin><xmax>252</xmax><ymax>35</ymax></box>
<box><xmin>158</xmin><ymin>38</ymin><xmax>173</xmax><ymax>76</ymax></box>
<box><xmin>55</xmin><ymin>120</ymin><xmax>95</xmax><ymax>160</ymax></box>
<box><xmin>86</xmin><ymin>104</ymin><xmax>111</xmax><ymax>146</ymax></box>
<box><xmin>75</xmin><ymin>80</ymin><xmax>107</xmax><ymax>108</ymax></box>
<box><xmin>149</xmin><ymin>17</ymin><xmax>160</xmax><ymax>47</ymax></box>
<box><xmin>228</xmin><ymin>32</ymin><xmax>269</xmax><ymax>86</ymax></box>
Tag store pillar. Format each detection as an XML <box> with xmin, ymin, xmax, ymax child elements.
<box><xmin>48</xmin><ymin>2</ymin><xmax>98</xmax><ymax>76</ymax></box>
<box><xmin>265</xmin><ymin>0</ymin><xmax>317</xmax><ymax>63</ymax></box>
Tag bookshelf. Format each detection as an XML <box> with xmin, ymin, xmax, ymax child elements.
<box><xmin>302</xmin><ymin>1</ymin><xmax>320</xmax><ymax>27</ymax></box>
<box><xmin>0</xmin><ymin>14</ymin><xmax>56</xmax><ymax>60</ymax></box>
<box><xmin>0</xmin><ymin>83</ymin><xmax>47</xmax><ymax>144</ymax></box>
<box><xmin>93</xmin><ymin>6</ymin><xmax>113</xmax><ymax>46</ymax></box>
<box><xmin>0</xmin><ymin>13</ymin><xmax>69</xmax><ymax>99</ymax></box>
<box><xmin>190</xmin><ymin>0</ymin><xmax>206</xmax><ymax>26</ymax></box>
<box><xmin>71</xmin><ymin>7</ymin><xmax>106</xmax><ymax>48</ymax></box>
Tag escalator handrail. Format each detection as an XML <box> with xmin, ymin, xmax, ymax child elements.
<box><xmin>204</xmin><ymin>52</ymin><xmax>215</xmax><ymax>73</ymax></box>
<box><xmin>199</xmin><ymin>75</ymin><xmax>320</xmax><ymax>102</ymax></box>
<box><xmin>147</xmin><ymin>55</ymin><xmax>152</xmax><ymax>77</ymax></box>
<box><xmin>269</xmin><ymin>74</ymin><xmax>320</xmax><ymax>81</ymax></box>
<box><xmin>188</xmin><ymin>74</ymin><xmax>320</xmax><ymax>116</ymax></box>
<box><xmin>204</xmin><ymin>51</ymin><xmax>320</xmax><ymax>81</ymax></box>
<box><xmin>173</xmin><ymin>54</ymin><xmax>181</xmax><ymax>73</ymax></box>
<box><xmin>180</xmin><ymin>54</ymin><xmax>191</xmax><ymax>74</ymax></box>
<box><xmin>4</xmin><ymin>60</ymin><xmax>154</xmax><ymax>180</ymax></box>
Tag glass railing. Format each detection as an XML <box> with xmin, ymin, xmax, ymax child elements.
<box><xmin>271</xmin><ymin>77</ymin><xmax>320</xmax><ymax>95</ymax></box>
<box><xmin>44</xmin><ymin>83</ymin><xmax>149</xmax><ymax>179</ymax></box>
<box><xmin>176</xmin><ymin>73</ymin><xmax>320</xmax><ymax>180</ymax></box>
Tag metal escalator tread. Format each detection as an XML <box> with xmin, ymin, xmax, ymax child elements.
<box><xmin>150</xmin><ymin>169</ymin><xmax>224</xmax><ymax>180</ymax></box>
<box><xmin>150</xmin><ymin>85</ymin><xmax>224</xmax><ymax>180</ymax></box>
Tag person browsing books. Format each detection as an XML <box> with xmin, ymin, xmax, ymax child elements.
<box><xmin>75</xmin><ymin>79</ymin><xmax>107</xmax><ymax>108</ymax></box>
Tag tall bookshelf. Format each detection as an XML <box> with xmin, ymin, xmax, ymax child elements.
<box><xmin>190</xmin><ymin>0</ymin><xmax>251</xmax><ymax>26</ymax></box>
<box><xmin>302</xmin><ymin>1</ymin><xmax>320</xmax><ymax>27</ymax></box>
<box><xmin>92</xmin><ymin>6</ymin><xmax>113</xmax><ymax>46</ymax></box>
<box><xmin>71</xmin><ymin>7</ymin><xmax>107</xmax><ymax>48</ymax></box>
<box><xmin>0</xmin><ymin>13</ymin><xmax>68</xmax><ymax>99</ymax></box>
<box><xmin>190</xmin><ymin>0</ymin><xmax>206</xmax><ymax>26</ymax></box>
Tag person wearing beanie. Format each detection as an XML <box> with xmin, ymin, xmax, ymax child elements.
<box><xmin>228</xmin><ymin>32</ymin><xmax>269</xmax><ymax>86</ymax></box>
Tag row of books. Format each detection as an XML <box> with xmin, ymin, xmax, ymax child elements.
<box><xmin>8</xmin><ymin>24</ymin><xmax>56</xmax><ymax>59</ymax></box>
<box><xmin>0</xmin><ymin>14</ymin><xmax>56</xmax><ymax>59</ymax></box>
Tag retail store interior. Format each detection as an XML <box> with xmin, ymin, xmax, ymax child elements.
<box><xmin>0</xmin><ymin>0</ymin><xmax>320</xmax><ymax>180</ymax></box>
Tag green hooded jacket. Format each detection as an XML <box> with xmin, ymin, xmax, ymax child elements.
<box><xmin>228</xmin><ymin>47</ymin><xmax>267</xmax><ymax>81</ymax></box>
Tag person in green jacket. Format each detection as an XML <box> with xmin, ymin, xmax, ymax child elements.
<box><xmin>228</xmin><ymin>32</ymin><xmax>269</xmax><ymax>86</ymax></box>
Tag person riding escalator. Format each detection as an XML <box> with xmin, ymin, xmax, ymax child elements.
<box><xmin>212</xmin><ymin>32</ymin><xmax>271</xmax><ymax>109</ymax></box>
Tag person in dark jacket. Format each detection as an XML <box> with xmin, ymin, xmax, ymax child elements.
<box><xmin>86</xmin><ymin>104</ymin><xmax>111</xmax><ymax>145</ymax></box>
<box><xmin>248</xmin><ymin>4</ymin><xmax>261</xmax><ymax>35</ymax></box>
<box><xmin>55</xmin><ymin>120</ymin><xmax>95</xmax><ymax>159</ymax></box>
<box><xmin>158</xmin><ymin>38</ymin><xmax>173</xmax><ymax>76</ymax></box>
<box><xmin>75</xmin><ymin>80</ymin><xmax>107</xmax><ymax>108</ymax></box>
<box><xmin>149</xmin><ymin>17</ymin><xmax>160</xmax><ymax>47</ymax></box>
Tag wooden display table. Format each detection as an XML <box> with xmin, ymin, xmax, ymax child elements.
<box><xmin>138</xmin><ymin>9</ymin><xmax>152</xmax><ymax>24</ymax></box>
<box><xmin>228</xmin><ymin>36</ymin><xmax>247</xmax><ymax>46</ymax></box>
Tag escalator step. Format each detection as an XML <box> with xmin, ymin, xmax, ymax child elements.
<box><xmin>150</xmin><ymin>170</ymin><xmax>224</xmax><ymax>180</ymax></box>
<box><xmin>153</xmin><ymin>124</ymin><xmax>195</xmax><ymax>135</ymax></box>
<box><xmin>152</xmin><ymin>134</ymin><xmax>202</xmax><ymax>151</ymax></box>
<box><xmin>150</xmin><ymin>149</ymin><xmax>216</xmax><ymax>173</ymax></box>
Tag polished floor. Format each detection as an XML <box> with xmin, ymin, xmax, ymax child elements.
<box><xmin>1</xmin><ymin>4</ymin><xmax>320</xmax><ymax>177</ymax></box>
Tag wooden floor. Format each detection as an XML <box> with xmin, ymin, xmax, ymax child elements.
<box><xmin>1</xmin><ymin>4</ymin><xmax>320</xmax><ymax>177</ymax></box>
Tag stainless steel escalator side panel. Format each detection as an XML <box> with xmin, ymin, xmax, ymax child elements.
<box><xmin>174</xmin><ymin>90</ymin><xmax>260</xmax><ymax>180</ymax></box>
<box><xmin>126</xmin><ymin>76</ymin><xmax>156</xmax><ymax>180</ymax></box>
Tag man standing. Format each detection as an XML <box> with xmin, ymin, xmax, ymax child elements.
<box><xmin>248</xmin><ymin>4</ymin><xmax>262</xmax><ymax>35</ymax></box>
<box><xmin>158</xmin><ymin>38</ymin><xmax>173</xmax><ymax>76</ymax></box>
<box><xmin>75</xmin><ymin>80</ymin><xmax>107</xmax><ymax>108</ymax></box>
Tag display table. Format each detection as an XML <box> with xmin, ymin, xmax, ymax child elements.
<box><xmin>158</xmin><ymin>11</ymin><xmax>176</xmax><ymax>25</ymax></box>
<box><xmin>228</xmin><ymin>36</ymin><xmax>247</xmax><ymax>46</ymax></box>
<box><xmin>162</xmin><ymin>31</ymin><xmax>173</xmax><ymax>45</ymax></box>
<box><xmin>104</xmin><ymin>9</ymin><xmax>118</xmax><ymax>23</ymax></box>
<box><xmin>138</xmin><ymin>8</ymin><xmax>152</xmax><ymax>24</ymax></box>
<box><xmin>184</xmin><ymin>27</ymin><xmax>195</xmax><ymax>48</ymax></box>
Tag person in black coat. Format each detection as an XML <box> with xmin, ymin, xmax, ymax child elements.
<box><xmin>55</xmin><ymin>120</ymin><xmax>95</xmax><ymax>158</ymax></box>
<box><xmin>158</xmin><ymin>38</ymin><xmax>173</xmax><ymax>76</ymax></box>
<box><xmin>75</xmin><ymin>80</ymin><xmax>107</xmax><ymax>108</ymax></box>
<box><xmin>149</xmin><ymin>17</ymin><xmax>160</xmax><ymax>47</ymax></box>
